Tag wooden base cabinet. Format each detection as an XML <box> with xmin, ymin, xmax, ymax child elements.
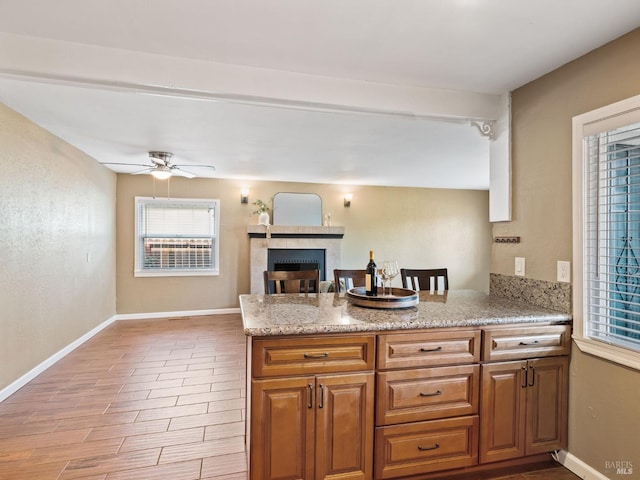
<box><xmin>375</xmin><ymin>330</ymin><xmax>481</xmax><ymax>479</ymax></box>
<box><xmin>479</xmin><ymin>356</ymin><xmax>569</xmax><ymax>464</ymax></box>
<box><xmin>249</xmin><ymin>334</ymin><xmax>376</xmax><ymax>480</ymax></box>
<box><xmin>251</xmin><ymin>373</ymin><xmax>374</xmax><ymax>480</ymax></box>
<box><xmin>247</xmin><ymin>325</ymin><xmax>570</xmax><ymax>480</ymax></box>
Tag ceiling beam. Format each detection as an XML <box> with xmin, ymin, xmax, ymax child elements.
<box><xmin>0</xmin><ymin>32</ymin><xmax>501</xmax><ymax>123</ymax></box>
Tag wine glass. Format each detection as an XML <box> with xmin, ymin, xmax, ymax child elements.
<box><xmin>381</xmin><ymin>260</ymin><xmax>399</xmax><ymax>295</ymax></box>
<box><xmin>378</xmin><ymin>266</ymin><xmax>390</xmax><ymax>296</ymax></box>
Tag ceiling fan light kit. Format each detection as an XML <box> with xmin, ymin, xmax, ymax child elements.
<box><xmin>150</xmin><ymin>167</ymin><xmax>173</xmax><ymax>180</ymax></box>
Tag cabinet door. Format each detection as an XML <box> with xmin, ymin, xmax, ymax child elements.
<box><xmin>315</xmin><ymin>373</ymin><xmax>374</xmax><ymax>480</ymax></box>
<box><xmin>525</xmin><ymin>356</ymin><xmax>568</xmax><ymax>455</ymax></box>
<box><xmin>251</xmin><ymin>377</ymin><xmax>315</xmax><ymax>480</ymax></box>
<box><xmin>479</xmin><ymin>361</ymin><xmax>527</xmax><ymax>463</ymax></box>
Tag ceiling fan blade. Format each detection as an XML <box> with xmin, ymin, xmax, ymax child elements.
<box><xmin>171</xmin><ymin>167</ymin><xmax>197</xmax><ymax>179</ymax></box>
<box><xmin>131</xmin><ymin>168</ymin><xmax>154</xmax><ymax>175</ymax></box>
<box><xmin>174</xmin><ymin>164</ymin><xmax>216</xmax><ymax>172</ymax></box>
<box><xmin>100</xmin><ymin>162</ymin><xmax>153</xmax><ymax>167</ymax></box>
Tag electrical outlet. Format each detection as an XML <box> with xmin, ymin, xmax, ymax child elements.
<box><xmin>515</xmin><ymin>257</ymin><xmax>525</xmax><ymax>276</ymax></box>
<box><xmin>557</xmin><ymin>261</ymin><xmax>571</xmax><ymax>283</ymax></box>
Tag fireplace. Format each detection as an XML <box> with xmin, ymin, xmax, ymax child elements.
<box><xmin>247</xmin><ymin>225</ymin><xmax>344</xmax><ymax>293</ymax></box>
<box><xmin>268</xmin><ymin>248</ymin><xmax>326</xmax><ymax>280</ymax></box>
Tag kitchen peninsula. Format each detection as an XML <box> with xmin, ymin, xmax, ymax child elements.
<box><xmin>240</xmin><ymin>291</ymin><xmax>572</xmax><ymax>480</ymax></box>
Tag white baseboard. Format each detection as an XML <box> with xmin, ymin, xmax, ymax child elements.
<box><xmin>115</xmin><ymin>308</ymin><xmax>240</xmax><ymax>320</ymax></box>
<box><xmin>0</xmin><ymin>308</ymin><xmax>242</xmax><ymax>403</ymax></box>
<box><xmin>555</xmin><ymin>450</ymin><xmax>611</xmax><ymax>480</ymax></box>
<box><xmin>0</xmin><ymin>314</ymin><xmax>118</xmax><ymax>403</ymax></box>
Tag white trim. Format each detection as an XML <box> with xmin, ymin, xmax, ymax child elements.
<box><xmin>556</xmin><ymin>450</ymin><xmax>611</xmax><ymax>480</ymax></box>
<box><xmin>0</xmin><ymin>314</ymin><xmax>118</xmax><ymax>402</ymax></box>
<box><xmin>115</xmin><ymin>308</ymin><xmax>240</xmax><ymax>321</ymax></box>
<box><xmin>134</xmin><ymin>269</ymin><xmax>219</xmax><ymax>277</ymax></box>
<box><xmin>572</xmin><ymin>336</ymin><xmax>640</xmax><ymax>371</ymax></box>
<box><xmin>0</xmin><ymin>308</ymin><xmax>241</xmax><ymax>402</ymax></box>
<box><xmin>572</xmin><ymin>94</ymin><xmax>640</xmax><ymax>372</ymax></box>
<box><xmin>134</xmin><ymin>196</ymin><xmax>220</xmax><ymax>278</ymax></box>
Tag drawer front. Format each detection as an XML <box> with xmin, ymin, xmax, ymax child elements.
<box><xmin>377</xmin><ymin>365</ymin><xmax>479</xmax><ymax>426</ymax></box>
<box><xmin>252</xmin><ymin>335</ymin><xmax>375</xmax><ymax>377</ymax></box>
<box><xmin>482</xmin><ymin>325</ymin><xmax>571</xmax><ymax>361</ymax></box>
<box><xmin>378</xmin><ymin>330</ymin><xmax>481</xmax><ymax>370</ymax></box>
<box><xmin>375</xmin><ymin>416</ymin><xmax>479</xmax><ymax>479</ymax></box>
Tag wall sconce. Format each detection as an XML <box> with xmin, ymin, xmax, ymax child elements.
<box><xmin>344</xmin><ymin>194</ymin><xmax>352</xmax><ymax>207</ymax></box>
<box><xmin>240</xmin><ymin>188</ymin><xmax>249</xmax><ymax>204</ymax></box>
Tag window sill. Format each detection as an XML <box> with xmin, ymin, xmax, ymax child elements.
<box><xmin>573</xmin><ymin>336</ymin><xmax>640</xmax><ymax>371</ymax></box>
<box><xmin>134</xmin><ymin>269</ymin><xmax>219</xmax><ymax>278</ymax></box>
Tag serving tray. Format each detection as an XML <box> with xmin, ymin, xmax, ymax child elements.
<box><xmin>346</xmin><ymin>287</ymin><xmax>418</xmax><ymax>309</ymax></box>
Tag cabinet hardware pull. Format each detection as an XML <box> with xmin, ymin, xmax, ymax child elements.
<box><xmin>304</xmin><ymin>352</ymin><xmax>329</xmax><ymax>358</ymax></box>
<box><xmin>318</xmin><ymin>384</ymin><xmax>324</xmax><ymax>409</ymax></box>
<box><xmin>419</xmin><ymin>346</ymin><xmax>443</xmax><ymax>353</ymax></box>
<box><xmin>519</xmin><ymin>340</ymin><xmax>539</xmax><ymax>346</ymax></box>
<box><xmin>528</xmin><ymin>365</ymin><xmax>535</xmax><ymax>387</ymax></box>
<box><xmin>418</xmin><ymin>443</ymin><xmax>440</xmax><ymax>451</ymax></box>
<box><xmin>308</xmin><ymin>384</ymin><xmax>313</xmax><ymax>409</ymax></box>
<box><xmin>419</xmin><ymin>390</ymin><xmax>443</xmax><ymax>397</ymax></box>
<box><xmin>521</xmin><ymin>365</ymin><xmax>528</xmax><ymax>388</ymax></box>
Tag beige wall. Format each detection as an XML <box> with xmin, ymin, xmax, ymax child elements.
<box><xmin>116</xmin><ymin>176</ymin><xmax>491</xmax><ymax>313</ymax></box>
<box><xmin>501</xmin><ymin>29</ymin><xmax>640</xmax><ymax>475</ymax></box>
<box><xmin>0</xmin><ymin>103</ymin><xmax>116</xmax><ymax>391</ymax></box>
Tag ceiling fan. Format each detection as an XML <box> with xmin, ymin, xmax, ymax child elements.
<box><xmin>101</xmin><ymin>151</ymin><xmax>216</xmax><ymax>179</ymax></box>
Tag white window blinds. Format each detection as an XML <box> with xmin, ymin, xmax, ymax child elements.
<box><xmin>584</xmin><ymin>123</ymin><xmax>640</xmax><ymax>351</ymax></box>
<box><xmin>135</xmin><ymin>197</ymin><xmax>220</xmax><ymax>276</ymax></box>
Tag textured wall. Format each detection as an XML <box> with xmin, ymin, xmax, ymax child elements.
<box><xmin>115</xmin><ymin>176</ymin><xmax>491</xmax><ymax>313</ymax></box>
<box><xmin>497</xmin><ymin>28</ymin><xmax>640</xmax><ymax>476</ymax></box>
<box><xmin>0</xmin><ymin>102</ymin><xmax>116</xmax><ymax>390</ymax></box>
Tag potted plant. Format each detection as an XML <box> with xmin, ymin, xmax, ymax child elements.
<box><xmin>253</xmin><ymin>199</ymin><xmax>270</xmax><ymax>225</ymax></box>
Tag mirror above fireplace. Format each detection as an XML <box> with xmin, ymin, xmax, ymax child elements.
<box><xmin>273</xmin><ymin>192</ymin><xmax>322</xmax><ymax>226</ymax></box>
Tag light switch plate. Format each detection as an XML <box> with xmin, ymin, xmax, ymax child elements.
<box><xmin>557</xmin><ymin>261</ymin><xmax>571</xmax><ymax>283</ymax></box>
<box><xmin>515</xmin><ymin>257</ymin><xmax>525</xmax><ymax>277</ymax></box>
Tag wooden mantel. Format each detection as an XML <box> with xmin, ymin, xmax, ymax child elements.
<box><xmin>246</xmin><ymin>225</ymin><xmax>344</xmax><ymax>238</ymax></box>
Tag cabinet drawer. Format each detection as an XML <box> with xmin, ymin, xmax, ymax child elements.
<box><xmin>378</xmin><ymin>330</ymin><xmax>481</xmax><ymax>370</ymax></box>
<box><xmin>482</xmin><ymin>325</ymin><xmax>571</xmax><ymax>362</ymax></box>
<box><xmin>377</xmin><ymin>365</ymin><xmax>479</xmax><ymax>426</ymax></box>
<box><xmin>375</xmin><ymin>416</ymin><xmax>479</xmax><ymax>479</ymax></box>
<box><xmin>252</xmin><ymin>335</ymin><xmax>375</xmax><ymax>377</ymax></box>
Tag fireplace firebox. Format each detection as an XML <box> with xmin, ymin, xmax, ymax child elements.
<box><xmin>267</xmin><ymin>248</ymin><xmax>326</xmax><ymax>281</ymax></box>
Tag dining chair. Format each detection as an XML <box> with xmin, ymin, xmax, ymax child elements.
<box><xmin>400</xmin><ymin>268</ymin><xmax>449</xmax><ymax>291</ymax></box>
<box><xmin>263</xmin><ymin>269</ymin><xmax>320</xmax><ymax>294</ymax></box>
<box><xmin>333</xmin><ymin>269</ymin><xmax>366</xmax><ymax>292</ymax></box>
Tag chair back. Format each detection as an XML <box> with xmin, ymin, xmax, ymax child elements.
<box><xmin>400</xmin><ymin>268</ymin><xmax>449</xmax><ymax>291</ymax></box>
<box><xmin>333</xmin><ymin>269</ymin><xmax>366</xmax><ymax>292</ymax></box>
<box><xmin>263</xmin><ymin>269</ymin><xmax>320</xmax><ymax>294</ymax></box>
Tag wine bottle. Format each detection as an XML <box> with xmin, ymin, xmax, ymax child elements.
<box><xmin>365</xmin><ymin>250</ymin><xmax>377</xmax><ymax>296</ymax></box>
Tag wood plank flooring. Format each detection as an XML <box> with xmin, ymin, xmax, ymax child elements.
<box><xmin>0</xmin><ymin>314</ymin><xmax>246</xmax><ymax>480</ymax></box>
<box><xmin>0</xmin><ymin>313</ymin><xmax>580</xmax><ymax>480</ymax></box>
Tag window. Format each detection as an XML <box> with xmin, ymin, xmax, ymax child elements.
<box><xmin>573</xmin><ymin>95</ymin><xmax>640</xmax><ymax>370</ymax></box>
<box><xmin>135</xmin><ymin>197</ymin><xmax>220</xmax><ymax>277</ymax></box>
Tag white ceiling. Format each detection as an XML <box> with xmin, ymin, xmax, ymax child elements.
<box><xmin>0</xmin><ymin>1</ymin><xmax>639</xmax><ymax>189</ymax></box>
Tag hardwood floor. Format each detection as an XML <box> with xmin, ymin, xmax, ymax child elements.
<box><xmin>0</xmin><ymin>314</ymin><xmax>580</xmax><ymax>480</ymax></box>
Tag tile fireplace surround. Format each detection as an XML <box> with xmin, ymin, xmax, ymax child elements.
<box><xmin>247</xmin><ymin>225</ymin><xmax>345</xmax><ymax>293</ymax></box>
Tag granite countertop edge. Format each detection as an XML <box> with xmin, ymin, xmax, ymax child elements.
<box><xmin>240</xmin><ymin>291</ymin><xmax>572</xmax><ymax>337</ymax></box>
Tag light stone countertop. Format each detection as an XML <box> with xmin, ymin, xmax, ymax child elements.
<box><xmin>239</xmin><ymin>290</ymin><xmax>572</xmax><ymax>336</ymax></box>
